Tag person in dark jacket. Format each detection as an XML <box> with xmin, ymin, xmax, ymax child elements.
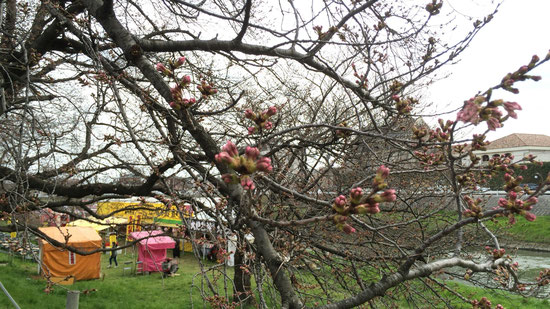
<box><xmin>109</xmin><ymin>242</ymin><xmax>118</xmax><ymax>268</ymax></box>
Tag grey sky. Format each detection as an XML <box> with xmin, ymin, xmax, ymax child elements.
<box><xmin>428</xmin><ymin>0</ymin><xmax>550</xmax><ymax>140</ymax></box>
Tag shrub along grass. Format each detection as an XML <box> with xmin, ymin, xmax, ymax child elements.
<box><xmin>0</xmin><ymin>251</ymin><xmax>234</xmax><ymax>309</ymax></box>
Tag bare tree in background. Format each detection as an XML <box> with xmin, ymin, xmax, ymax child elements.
<box><xmin>1</xmin><ymin>0</ymin><xmax>549</xmax><ymax>308</ymax></box>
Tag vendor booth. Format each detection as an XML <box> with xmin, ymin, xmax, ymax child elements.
<box><xmin>38</xmin><ymin>227</ymin><xmax>102</xmax><ymax>280</ymax></box>
<box><xmin>129</xmin><ymin>231</ymin><xmax>175</xmax><ymax>272</ymax></box>
<box><xmin>66</xmin><ymin>216</ymin><xmax>128</xmax><ymax>232</ymax></box>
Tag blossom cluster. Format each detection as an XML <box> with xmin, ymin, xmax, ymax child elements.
<box><xmin>471</xmin><ymin>297</ymin><xmax>504</xmax><ymax>309</ymax></box>
<box><xmin>456</xmin><ymin>96</ymin><xmax>521</xmax><ymax>131</ymax></box>
<box><xmin>498</xmin><ymin>190</ymin><xmax>538</xmax><ymax>223</ymax></box>
<box><xmin>351</xmin><ymin>63</ymin><xmax>368</xmax><ymax>89</ymax></box>
<box><xmin>391</xmin><ymin>95</ymin><xmax>414</xmax><ymax>115</ymax></box>
<box><xmin>215</xmin><ymin>141</ymin><xmax>272</xmax><ymax>191</ymax></box>
<box><xmin>484</xmin><ymin>246</ymin><xmax>506</xmax><ymax>260</ymax></box>
<box><xmin>156</xmin><ymin>56</ymin><xmax>218</xmax><ymax>110</ymax></box>
<box><xmin>331</xmin><ymin>165</ymin><xmax>396</xmax><ymax>234</ymax></box>
<box><xmin>462</xmin><ymin>195</ymin><xmax>484</xmax><ymax>218</ymax></box>
<box><xmin>536</xmin><ymin>268</ymin><xmax>550</xmax><ymax>286</ymax></box>
<box><xmin>244</xmin><ymin>106</ymin><xmax>277</xmax><ymax>135</ymax></box>
<box><xmin>500</xmin><ymin>55</ymin><xmax>542</xmax><ymax>94</ymax></box>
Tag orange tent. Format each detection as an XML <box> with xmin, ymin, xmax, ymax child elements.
<box><xmin>38</xmin><ymin>227</ymin><xmax>102</xmax><ymax>280</ymax></box>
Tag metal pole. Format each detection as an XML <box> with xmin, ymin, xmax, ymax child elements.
<box><xmin>0</xmin><ymin>281</ymin><xmax>21</xmax><ymax>309</ymax></box>
<box><xmin>66</xmin><ymin>290</ymin><xmax>80</xmax><ymax>309</ymax></box>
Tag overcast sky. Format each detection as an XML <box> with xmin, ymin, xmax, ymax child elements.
<box><xmin>427</xmin><ymin>0</ymin><xmax>550</xmax><ymax>141</ymax></box>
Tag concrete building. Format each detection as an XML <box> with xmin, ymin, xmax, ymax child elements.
<box><xmin>474</xmin><ymin>133</ymin><xmax>550</xmax><ymax>163</ymax></box>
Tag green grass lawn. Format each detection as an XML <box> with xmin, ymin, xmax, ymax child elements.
<box><xmin>0</xmin><ymin>251</ymin><xmax>233</xmax><ymax>309</ymax></box>
<box><xmin>444</xmin><ymin>282</ymin><xmax>550</xmax><ymax>309</ymax></box>
<box><xmin>1</xmin><ymin>243</ymin><xmax>549</xmax><ymax>308</ymax></box>
<box><xmin>483</xmin><ymin>215</ymin><xmax>550</xmax><ymax>244</ymax></box>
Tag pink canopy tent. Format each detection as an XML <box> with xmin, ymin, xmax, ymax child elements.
<box><xmin>129</xmin><ymin>231</ymin><xmax>176</xmax><ymax>272</ymax></box>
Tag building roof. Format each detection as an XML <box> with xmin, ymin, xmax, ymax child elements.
<box><xmin>39</xmin><ymin>226</ymin><xmax>102</xmax><ymax>247</ymax></box>
<box><xmin>485</xmin><ymin>133</ymin><xmax>550</xmax><ymax>150</ymax></box>
<box><xmin>129</xmin><ymin>231</ymin><xmax>175</xmax><ymax>250</ymax></box>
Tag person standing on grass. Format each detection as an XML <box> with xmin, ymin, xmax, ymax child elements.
<box><xmin>109</xmin><ymin>242</ymin><xmax>118</xmax><ymax>268</ymax></box>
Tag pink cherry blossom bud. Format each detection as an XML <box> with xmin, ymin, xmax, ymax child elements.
<box><xmin>366</xmin><ymin>205</ymin><xmax>380</xmax><ymax>214</ymax></box>
<box><xmin>256</xmin><ymin>157</ymin><xmax>273</xmax><ymax>172</ymax></box>
<box><xmin>221</xmin><ymin>174</ymin><xmax>236</xmax><ymax>184</ymax></box>
<box><xmin>391</xmin><ymin>95</ymin><xmax>400</xmax><ymax>101</ymax></box>
<box><xmin>188</xmin><ymin>98</ymin><xmax>196</xmax><ymax>104</ymax></box>
<box><xmin>169</xmin><ymin>101</ymin><xmax>177</xmax><ymax>108</ymax></box>
<box><xmin>498</xmin><ymin>198</ymin><xmax>508</xmax><ymax>208</ymax></box>
<box><xmin>520</xmin><ymin>165</ymin><xmax>528</xmax><ymax>170</ymax></box>
<box><xmin>215</xmin><ymin>152</ymin><xmax>234</xmax><ymax>165</ymax></box>
<box><xmin>264</xmin><ymin>121</ymin><xmax>273</xmax><ymax>130</ymax></box>
<box><xmin>503</xmin><ymin>101</ymin><xmax>521</xmax><ymax>119</ymax></box>
<box><xmin>244</xmin><ymin>109</ymin><xmax>255</xmax><ymax>119</ymax></box>
<box><xmin>266</xmin><ymin>106</ymin><xmax>277</xmax><ymax>116</ymax></box>
<box><xmin>334</xmin><ymin>195</ymin><xmax>347</xmax><ymax>207</ymax></box>
<box><xmin>182</xmin><ymin>75</ymin><xmax>192</xmax><ymax>84</ymax></box>
<box><xmin>221</xmin><ymin>141</ymin><xmax>238</xmax><ymax>157</ymax></box>
<box><xmin>176</xmin><ymin>56</ymin><xmax>186</xmax><ymax>66</ymax></box>
<box><xmin>342</xmin><ymin>224</ymin><xmax>356</xmax><ymax>234</ymax></box>
<box><xmin>508</xmin><ymin>215</ymin><xmax>516</xmax><ymax>225</ymax></box>
<box><xmin>525</xmin><ymin>212</ymin><xmax>536</xmax><ymax>222</ymax></box>
<box><xmin>156</xmin><ymin>63</ymin><xmax>166</xmax><ymax>72</ymax></box>
<box><xmin>508</xmin><ymin>191</ymin><xmax>517</xmax><ymax>200</ymax></box>
<box><xmin>241</xmin><ymin>177</ymin><xmax>255</xmax><ymax>190</ymax></box>
<box><xmin>247</xmin><ymin>127</ymin><xmax>256</xmax><ymax>135</ymax></box>
<box><xmin>350</xmin><ymin>187</ymin><xmax>363</xmax><ymax>200</ymax></box>
<box><xmin>381</xmin><ymin>189</ymin><xmax>397</xmax><ymax>202</ymax></box>
<box><xmin>245</xmin><ymin>146</ymin><xmax>260</xmax><ymax>160</ymax></box>
<box><xmin>486</xmin><ymin>117</ymin><xmax>502</xmax><ymax>131</ymax></box>
<box><xmin>377</xmin><ymin>165</ymin><xmax>390</xmax><ymax>178</ymax></box>
<box><xmin>518</xmin><ymin>65</ymin><xmax>529</xmax><ymax>74</ymax></box>
<box><xmin>527</xmin><ymin>196</ymin><xmax>538</xmax><ymax>205</ymax></box>
<box><xmin>532</xmin><ymin>75</ymin><xmax>542</xmax><ymax>81</ymax></box>
<box><xmin>504</xmin><ymin>173</ymin><xmax>512</xmax><ymax>181</ymax></box>
<box><xmin>456</xmin><ymin>99</ymin><xmax>481</xmax><ymax>124</ymax></box>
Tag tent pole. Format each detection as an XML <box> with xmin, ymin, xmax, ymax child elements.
<box><xmin>0</xmin><ymin>281</ymin><xmax>21</xmax><ymax>309</ymax></box>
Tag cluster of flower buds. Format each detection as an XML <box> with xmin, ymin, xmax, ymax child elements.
<box><xmin>463</xmin><ymin>195</ymin><xmax>483</xmax><ymax>218</ymax></box>
<box><xmin>412</xmin><ymin>125</ymin><xmax>428</xmax><ymax>140</ymax></box>
<box><xmin>497</xmin><ymin>190</ymin><xmax>537</xmax><ymax>223</ymax></box>
<box><xmin>413</xmin><ymin>150</ymin><xmax>445</xmax><ymax>169</ymax></box>
<box><xmin>536</xmin><ymin>268</ymin><xmax>550</xmax><ymax>286</ymax></box>
<box><xmin>501</xmin><ymin>55</ymin><xmax>542</xmax><ymax>94</ymax></box>
<box><xmin>425</xmin><ymin>0</ymin><xmax>443</xmax><ymax>15</ymax></box>
<box><xmin>215</xmin><ymin>141</ymin><xmax>272</xmax><ymax>191</ymax></box>
<box><xmin>351</xmin><ymin>63</ymin><xmax>368</xmax><ymax>89</ymax></box>
<box><xmin>471</xmin><ymin>297</ymin><xmax>504</xmax><ymax>309</ymax></box>
<box><xmin>456</xmin><ymin>96</ymin><xmax>516</xmax><ymax>131</ymax></box>
<box><xmin>471</xmin><ymin>134</ymin><xmax>490</xmax><ymax>151</ymax></box>
<box><xmin>331</xmin><ymin>166</ymin><xmax>395</xmax><ymax>234</ymax></box>
<box><xmin>156</xmin><ymin>57</ymin><xmax>205</xmax><ymax>110</ymax></box>
<box><xmin>197</xmin><ymin>80</ymin><xmax>218</xmax><ymax>99</ymax></box>
<box><xmin>485</xmin><ymin>246</ymin><xmax>506</xmax><ymax>259</ymax></box>
<box><xmin>312</xmin><ymin>25</ymin><xmax>337</xmax><ymax>39</ymax></box>
<box><xmin>244</xmin><ymin>106</ymin><xmax>277</xmax><ymax>134</ymax></box>
<box><xmin>156</xmin><ymin>57</ymin><xmax>186</xmax><ymax>76</ymax></box>
<box><xmin>391</xmin><ymin>95</ymin><xmax>414</xmax><ymax>115</ymax></box>
<box><xmin>156</xmin><ymin>62</ymin><xmax>173</xmax><ymax>76</ymax></box>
